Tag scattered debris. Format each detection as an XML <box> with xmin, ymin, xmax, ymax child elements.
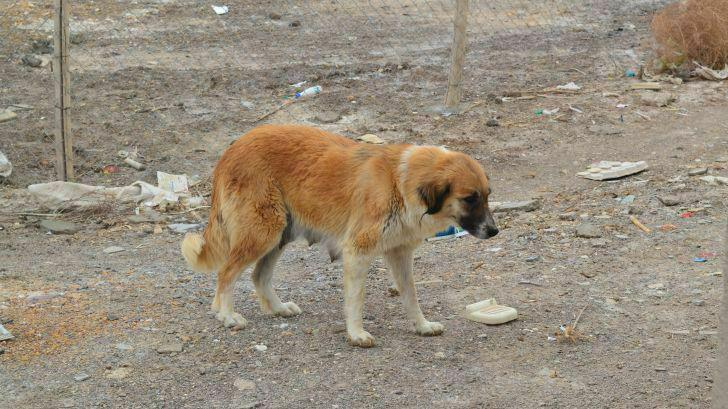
<box><xmin>464</xmin><ymin>299</ymin><xmax>518</xmax><ymax>325</ymax></box>
<box><xmin>295</xmin><ymin>85</ymin><xmax>322</xmax><ymax>99</ymax></box>
<box><xmin>694</xmin><ymin>63</ymin><xmax>728</xmax><ymax>81</ymax></box>
<box><xmin>118</xmin><ymin>150</ymin><xmax>146</xmax><ymax>170</ymax></box>
<box><xmin>577</xmin><ymin>161</ymin><xmax>648</xmax><ymax>181</ymax></box>
<box><xmin>0</xmin><ymin>323</ymin><xmax>14</xmax><ymax>341</ymax></box>
<box><xmin>629</xmin><ymin>215</ymin><xmax>652</xmax><ymax>234</ymax></box>
<box><xmin>211</xmin><ymin>5</ymin><xmax>229</xmax><ymax>15</ymax></box>
<box><xmin>554</xmin><ymin>304</ymin><xmax>588</xmax><ymax>344</ymax></box>
<box><xmin>630</xmin><ymin>82</ymin><xmax>662</xmax><ymax>90</ymax></box>
<box><xmin>556</xmin><ymin>82</ymin><xmax>581</xmax><ymax>91</ymax></box>
<box><xmin>427</xmin><ymin>226</ymin><xmax>467</xmax><ymax>241</ymax></box>
<box><xmin>39</xmin><ymin>220</ymin><xmax>81</xmax><ymax>235</ymax></box>
<box><xmin>693</xmin><ymin>257</ymin><xmax>708</xmax><ymax>263</ymax></box>
<box><xmin>0</xmin><ymin>150</ymin><xmax>12</xmax><ymax>177</ymax></box>
<box><xmin>358</xmin><ymin>134</ymin><xmax>385</xmax><ymax>144</ymax></box>
<box><xmin>102</xmin><ymin>164</ymin><xmax>120</xmax><ymax>174</ymax></box>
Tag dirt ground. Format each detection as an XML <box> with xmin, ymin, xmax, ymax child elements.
<box><xmin>1</xmin><ymin>1</ymin><xmax>727</xmax><ymax>408</ymax></box>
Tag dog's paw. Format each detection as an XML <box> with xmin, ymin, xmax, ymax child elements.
<box><xmin>348</xmin><ymin>330</ymin><xmax>375</xmax><ymax>348</ymax></box>
<box><xmin>272</xmin><ymin>301</ymin><xmax>302</xmax><ymax>317</ymax></box>
<box><xmin>216</xmin><ymin>312</ymin><xmax>248</xmax><ymax>330</ymax></box>
<box><xmin>416</xmin><ymin>321</ymin><xmax>444</xmax><ymax>336</ymax></box>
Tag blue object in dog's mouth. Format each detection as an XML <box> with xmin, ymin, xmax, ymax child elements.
<box><xmin>428</xmin><ymin>226</ymin><xmax>468</xmax><ymax>241</ymax></box>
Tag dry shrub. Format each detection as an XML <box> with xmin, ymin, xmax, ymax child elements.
<box><xmin>651</xmin><ymin>0</ymin><xmax>728</xmax><ymax>69</ymax></box>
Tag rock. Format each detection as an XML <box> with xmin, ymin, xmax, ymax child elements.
<box><xmin>127</xmin><ymin>212</ymin><xmax>163</xmax><ymax>223</ymax></box>
<box><xmin>116</xmin><ymin>343</ymin><xmax>133</xmax><ymax>351</ymax></box>
<box><xmin>575</xmin><ymin>224</ymin><xmax>601</xmax><ymax>238</ymax></box>
<box><xmin>103</xmin><ymin>246</ymin><xmax>125</xmax><ymax>254</ymax></box>
<box><xmin>491</xmin><ymin>199</ymin><xmax>541</xmax><ymax>213</ymax></box>
<box><xmin>657</xmin><ymin>195</ymin><xmax>683</xmax><ymax>206</ymax></box>
<box><xmin>716</xmin><ymin>157</ymin><xmax>728</xmax><ymax>163</ymax></box>
<box><xmin>241</xmin><ymin>403</ymin><xmax>262</xmax><ymax>409</ymax></box>
<box><xmin>667</xmin><ymin>329</ymin><xmax>690</xmax><ymax>335</ymax></box>
<box><xmin>253</xmin><ymin>344</ymin><xmax>268</xmax><ymax>352</ymax></box>
<box><xmin>21</xmin><ymin>54</ymin><xmax>43</xmax><ymax>67</ymax></box>
<box><xmin>648</xmin><ymin>283</ymin><xmax>665</xmax><ymax>290</ymax></box>
<box><xmin>580</xmin><ymin>270</ymin><xmax>597</xmax><ymax>278</ymax></box>
<box><xmin>627</xmin><ymin>206</ymin><xmax>643</xmax><ymax>215</ymax></box>
<box><xmin>157</xmin><ymin>343</ymin><xmax>183</xmax><ymax>354</ymax></box>
<box><xmin>688</xmin><ymin>167</ymin><xmax>708</xmax><ymax>176</ymax></box>
<box><xmin>168</xmin><ymin>223</ymin><xmax>202</xmax><ymax>234</ymax></box>
<box><xmin>559</xmin><ymin>212</ymin><xmax>576</xmax><ymax>221</ymax></box>
<box><xmin>700</xmin><ymin>176</ymin><xmax>728</xmax><ymax>186</ymax></box>
<box><xmin>314</xmin><ymin>111</ymin><xmax>341</xmax><ymax>123</ymax></box>
<box><xmin>486</xmin><ymin>119</ymin><xmax>500</xmax><ymax>127</ymax></box>
<box><xmin>74</xmin><ymin>373</ymin><xmax>90</xmax><ymax>382</ymax></box>
<box><xmin>359</xmin><ymin>134</ymin><xmax>385</xmax><ymax>144</ymax></box>
<box><xmin>588</xmin><ymin>125</ymin><xmax>623</xmax><ymax>135</ymax></box>
<box><xmin>39</xmin><ymin>220</ymin><xmax>81</xmax><ymax>235</ymax></box>
<box><xmin>234</xmin><ymin>378</ymin><xmax>256</xmax><ymax>391</ymax></box>
<box><xmin>107</xmin><ymin>312</ymin><xmax>120</xmax><ymax>321</ymax></box>
<box><xmin>31</xmin><ymin>39</ymin><xmax>53</xmax><ymax>54</ymax></box>
<box><xmin>0</xmin><ymin>150</ymin><xmax>12</xmax><ymax>177</ymax></box>
<box><xmin>690</xmin><ymin>299</ymin><xmax>705</xmax><ymax>306</ymax></box>
<box><xmin>269</xmin><ymin>12</ymin><xmax>281</xmax><ymax>20</ymax></box>
<box><xmin>26</xmin><ymin>291</ymin><xmax>63</xmax><ymax>305</ymax></box>
<box><xmin>106</xmin><ymin>367</ymin><xmax>131</xmax><ymax>379</ymax></box>
<box><xmin>0</xmin><ymin>348</ymin><xmax>4</xmax><ymax>355</ymax></box>
<box><xmin>591</xmin><ymin>239</ymin><xmax>608</xmax><ymax>248</ymax></box>
<box><xmin>0</xmin><ymin>110</ymin><xmax>17</xmax><ymax>124</ymax></box>
<box><xmin>434</xmin><ymin>351</ymin><xmax>446</xmax><ymax>359</ymax></box>
<box><xmin>619</xmin><ymin>195</ymin><xmax>635</xmax><ymax>205</ymax></box>
<box><xmin>289</xmin><ymin>20</ymin><xmax>301</xmax><ymax>27</ymax></box>
<box><xmin>240</xmin><ymin>100</ymin><xmax>254</xmax><ymax>110</ymax></box>
<box><xmin>525</xmin><ymin>256</ymin><xmax>540</xmax><ymax>262</ymax></box>
<box><xmin>639</xmin><ymin>92</ymin><xmax>675</xmax><ymax>107</ymax></box>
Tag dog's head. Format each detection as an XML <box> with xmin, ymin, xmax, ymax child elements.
<box><xmin>405</xmin><ymin>147</ymin><xmax>498</xmax><ymax>239</ymax></box>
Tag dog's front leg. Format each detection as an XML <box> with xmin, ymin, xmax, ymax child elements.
<box><xmin>343</xmin><ymin>249</ymin><xmax>375</xmax><ymax>347</ymax></box>
<box><xmin>385</xmin><ymin>245</ymin><xmax>444</xmax><ymax>336</ymax></box>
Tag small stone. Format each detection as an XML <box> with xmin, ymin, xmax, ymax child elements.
<box><xmin>690</xmin><ymin>299</ymin><xmax>705</xmax><ymax>306</ymax></box>
<box><xmin>580</xmin><ymin>270</ymin><xmax>597</xmax><ymax>278</ymax></box>
<box><xmin>559</xmin><ymin>212</ymin><xmax>576</xmax><ymax>221</ymax></box>
<box><xmin>241</xmin><ymin>403</ymin><xmax>262</xmax><ymax>409</ymax></box>
<box><xmin>688</xmin><ymin>167</ymin><xmax>708</xmax><ymax>176</ymax></box>
<box><xmin>106</xmin><ymin>367</ymin><xmax>131</xmax><ymax>379</ymax></box>
<box><xmin>253</xmin><ymin>344</ymin><xmax>268</xmax><ymax>352</ymax></box>
<box><xmin>31</xmin><ymin>39</ymin><xmax>53</xmax><ymax>54</ymax></box>
<box><xmin>591</xmin><ymin>239</ymin><xmax>608</xmax><ymax>248</ymax></box>
<box><xmin>314</xmin><ymin>111</ymin><xmax>341</xmax><ymax>124</ymax></box>
<box><xmin>289</xmin><ymin>20</ymin><xmax>301</xmax><ymax>27</ymax></box>
<box><xmin>588</xmin><ymin>125</ymin><xmax>623</xmax><ymax>136</ymax></box>
<box><xmin>716</xmin><ymin>157</ymin><xmax>728</xmax><ymax>163</ymax></box>
<box><xmin>639</xmin><ymin>91</ymin><xmax>675</xmax><ymax>107</ymax></box>
<box><xmin>657</xmin><ymin>195</ymin><xmax>683</xmax><ymax>206</ymax></box>
<box><xmin>107</xmin><ymin>312</ymin><xmax>120</xmax><ymax>321</ymax></box>
<box><xmin>434</xmin><ymin>351</ymin><xmax>446</xmax><ymax>359</ymax></box>
<box><xmin>234</xmin><ymin>378</ymin><xmax>256</xmax><ymax>391</ymax></box>
<box><xmin>168</xmin><ymin>223</ymin><xmax>202</xmax><ymax>234</ymax></box>
<box><xmin>486</xmin><ymin>119</ymin><xmax>500</xmax><ymax>127</ymax></box>
<box><xmin>575</xmin><ymin>224</ymin><xmax>601</xmax><ymax>238</ymax></box>
<box><xmin>21</xmin><ymin>54</ymin><xmax>43</xmax><ymax>67</ymax></box>
<box><xmin>269</xmin><ymin>12</ymin><xmax>281</xmax><ymax>20</ymax></box>
<box><xmin>74</xmin><ymin>373</ymin><xmax>90</xmax><ymax>382</ymax></box>
<box><xmin>619</xmin><ymin>195</ymin><xmax>635</xmax><ymax>205</ymax></box>
<box><xmin>115</xmin><ymin>343</ymin><xmax>133</xmax><ymax>351</ymax></box>
<box><xmin>0</xmin><ymin>110</ymin><xmax>18</xmax><ymax>123</ymax></box>
<box><xmin>525</xmin><ymin>255</ymin><xmax>540</xmax><ymax>262</ymax></box>
<box><xmin>39</xmin><ymin>220</ymin><xmax>81</xmax><ymax>234</ymax></box>
<box><xmin>157</xmin><ymin>343</ymin><xmax>183</xmax><ymax>354</ymax></box>
<box><xmin>654</xmin><ymin>368</ymin><xmax>667</xmax><ymax>372</ymax></box>
<box><xmin>627</xmin><ymin>206</ymin><xmax>643</xmax><ymax>215</ymax></box>
<box><xmin>359</xmin><ymin>134</ymin><xmax>385</xmax><ymax>144</ymax></box>
<box><xmin>103</xmin><ymin>246</ymin><xmax>125</xmax><ymax>254</ymax></box>
<box><xmin>698</xmin><ymin>330</ymin><xmax>718</xmax><ymax>336</ymax></box>
<box><xmin>491</xmin><ymin>199</ymin><xmax>541</xmax><ymax>213</ymax></box>
<box><xmin>0</xmin><ymin>348</ymin><xmax>4</xmax><ymax>355</ymax></box>
<box><xmin>648</xmin><ymin>283</ymin><xmax>665</xmax><ymax>290</ymax></box>
<box><xmin>26</xmin><ymin>291</ymin><xmax>63</xmax><ymax>305</ymax></box>
<box><xmin>477</xmin><ymin>334</ymin><xmax>488</xmax><ymax>339</ymax></box>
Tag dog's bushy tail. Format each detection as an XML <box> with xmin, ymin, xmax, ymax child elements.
<box><xmin>181</xmin><ymin>205</ymin><xmax>225</xmax><ymax>272</ymax></box>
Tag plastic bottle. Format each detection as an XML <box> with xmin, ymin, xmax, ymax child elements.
<box><xmin>295</xmin><ymin>85</ymin><xmax>321</xmax><ymax>98</ymax></box>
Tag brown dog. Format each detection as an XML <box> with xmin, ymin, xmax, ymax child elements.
<box><xmin>181</xmin><ymin>124</ymin><xmax>498</xmax><ymax>347</ymax></box>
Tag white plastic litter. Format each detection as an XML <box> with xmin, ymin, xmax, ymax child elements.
<box><xmin>157</xmin><ymin>171</ymin><xmax>189</xmax><ymax>194</ymax></box>
<box><xmin>212</xmin><ymin>5</ymin><xmax>228</xmax><ymax>15</ymax></box>
<box><xmin>465</xmin><ymin>299</ymin><xmax>518</xmax><ymax>325</ymax></box>
<box><xmin>556</xmin><ymin>82</ymin><xmax>581</xmax><ymax>91</ymax></box>
<box><xmin>0</xmin><ymin>150</ymin><xmax>12</xmax><ymax>177</ymax></box>
<box><xmin>577</xmin><ymin>161</ymin><xmax>648</xmax><ymax>181</ymax></box>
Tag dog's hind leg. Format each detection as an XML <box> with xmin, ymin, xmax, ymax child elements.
<box><xmin>214</xmin><ymin>255</ymin><xmax>254</xmax><ymax>329</ymax></box>
<box><xmin>385</xmin><ymin>245</ymin><xmax>444</xmax><ymax>336</ymax></box>
<box><xmin>252</xmin><ymin>247</ymin><xmax>302</xmax><ymax>317</ymax></box>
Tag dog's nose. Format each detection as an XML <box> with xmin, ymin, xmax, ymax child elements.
<box><xmin>487</xmin><ymin>226</ymin><xmax>499</xmax><ymax>237</ymax></box>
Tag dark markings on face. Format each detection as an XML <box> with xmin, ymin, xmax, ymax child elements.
<box><xmin>457</xmin><ymin>191</ymin><xmax>486</xmax><ymax>234</ymax></box>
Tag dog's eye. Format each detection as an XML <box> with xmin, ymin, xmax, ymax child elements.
<box><xmin>463</xmin><ymin>193</ymin><xmax>480</xmax><ymax>205</ymax></box>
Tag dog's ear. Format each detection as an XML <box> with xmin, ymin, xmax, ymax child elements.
<box><xmin>418</xmin><ymin>182</ymin><xmax>451</xmax><ymax>215</ymax></box>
